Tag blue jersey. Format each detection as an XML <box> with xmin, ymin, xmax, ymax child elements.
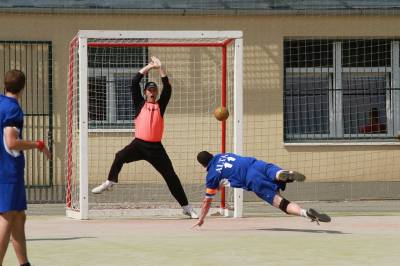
<box><xmin>205</xmin><ymin>153</ymin><xmax>256</xmax><ymax>198</ymax></box>
<box><xmin>0</xmin><ymin>94</ymin><xmax>25</xmax><ymax>184</ymax></box>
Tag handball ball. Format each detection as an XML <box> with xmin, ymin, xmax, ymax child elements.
<box><xmin>214</xmin><ymin>106</ymin><xmax>229</xmax><ymax>121</ymax></box>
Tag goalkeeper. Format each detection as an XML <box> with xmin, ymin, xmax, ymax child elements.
<box><xmin>92</xmin><ymin>56</ymin><xmax>198</xmax><ymax>218</ymax></box>
<box><xmin>193</xmin><ymin>151</ymin><xmax>331</xmax><ymax>227</ymax></box>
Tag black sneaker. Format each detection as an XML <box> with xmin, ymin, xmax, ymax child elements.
<box><xmin>277</xmin><ymin>170</ymin><xmax>306</xmax><ymax>183</ymax></box>
<box><xmin>306</xmin><ymin>208</ymin><xmax>331</xmax><ymax>224</ymax></box>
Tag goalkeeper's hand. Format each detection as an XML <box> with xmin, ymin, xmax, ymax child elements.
<box><xmin>151</xmin><ymin>56</ymin><xmax>162</xmax><ymax>69</ymax></box>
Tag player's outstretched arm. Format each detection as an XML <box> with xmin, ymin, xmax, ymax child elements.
<box><xmin>192</xmin><ymin>197</ymin><xmax>213</xmax><ymax>228</ymax></box>
<box><xmin>4</xmin><ymin>127</ymin><xmax>51</xmax><ymax>160</ymax></box>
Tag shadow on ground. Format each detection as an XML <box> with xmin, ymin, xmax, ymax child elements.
<box><xmin>27</xmin><ymin>236</ymin><xmax>97</xmax><ymax>241</ymax></box>
<box><xmin>258</xmin><ymin>228</ymin><xmax>348</xmax><ymax>234</ymax></box>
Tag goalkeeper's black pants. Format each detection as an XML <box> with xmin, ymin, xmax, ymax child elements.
<box><xmin>107</xmin><ymin>138</ymin><xmax>189</xmax><ymax>206</ymax></box>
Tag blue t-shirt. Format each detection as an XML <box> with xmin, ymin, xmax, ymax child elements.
<box><xmin>0</xmin><ymin>94</ymin><xmax>25</xmax><ymax>184</ymax></box>
<box><xmin>205</xmin><ymin>153</ymin><xmax>256</xmax><ymax>198</ymax></box>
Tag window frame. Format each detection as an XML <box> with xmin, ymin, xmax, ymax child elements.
<box><xmin>88</xmin><ymin>67</ymin><xmax>140</xmax><ymax>133</ymax></box>
<box><xmin>284</xmin><ymin>39</ymin><xmax>400</xmax><ymax>144</ymax></box>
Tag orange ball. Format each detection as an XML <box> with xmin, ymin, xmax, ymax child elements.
<box><xmin>214</xmin><ymin>106</ymin><xmax>229</xmax><ymax>121</ymax></box>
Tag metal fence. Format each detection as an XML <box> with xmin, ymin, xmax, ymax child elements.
<box><xmin>0</xmin><ymin>41</ymin><xmax>62</xmax><ymax>203</ymax></box>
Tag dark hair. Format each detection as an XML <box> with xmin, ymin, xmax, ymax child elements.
<box><xmin>197</xmin><ymin>151</ymin><xmax>214</xmax><ymax>168</ymax></box>
<box><xmin>144</xmin><ymin>81</ymin><xmax>158</xmax><ymax>90</ymax></box>
<box><xmin>4</xmin><ymin>70</ymin><xmax>25</xmax><ymax>94</ymax></box>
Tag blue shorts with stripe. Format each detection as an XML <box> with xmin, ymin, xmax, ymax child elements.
<box><xmin>246</xmin><ymin>160</ymin><xmax>286</xmax><ymax>204</ymax></box>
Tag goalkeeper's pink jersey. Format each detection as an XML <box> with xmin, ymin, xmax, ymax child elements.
<box><xmin>134</xmin><ymin>102</ymin><xmax>164</xmax><ymax>142</ymax></box>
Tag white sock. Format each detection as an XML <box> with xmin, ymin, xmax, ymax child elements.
<box><xmin>105</xmin><ymin>180</ymin><xmax>115</xmax><ymax>185</ymax></box>
<box><xmin>300</xmin><ymin>209</ymin><xmax>308</xmax><ymax>218</ymax></box>
<box><xmin>182</xmin><ymin>205</ymin><xmax>192</xmax><ymax>211</ymax></box>
<box><xmin>275</xmin><ymin>170</ymin><xmax>283</xmax><ymax>179</ymax></box>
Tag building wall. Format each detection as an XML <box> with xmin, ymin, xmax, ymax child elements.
<box><xmin>0</xmin><ymin>12</ymin><xmax>399</xmax><ymax>194</ymax></box>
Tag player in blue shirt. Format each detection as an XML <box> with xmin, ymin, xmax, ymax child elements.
<box><xmin>0</xmin><ymin>70</ymin><xmax>50</xmax><ymax>266</ymax></box>
<box><xmin>193</xmin><ymin>151</ymin><xmax>331</xmax><ymax>227</ymax></box>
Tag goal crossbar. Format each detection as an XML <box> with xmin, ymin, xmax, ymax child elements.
<box><xmin>77</xmin><ymin>30</ymin><xmax>242</xmax><ymax>39</ymax></box>
<box><xmin>87</xmin><ymin>39</ymin><xmax>234</xmax><ymax>48</ymax></box>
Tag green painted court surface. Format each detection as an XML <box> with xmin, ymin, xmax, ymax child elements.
<box><xmin>3</xmin><ymin>202</ymin><xmax>400</xmax><ymax>266</ymax></box>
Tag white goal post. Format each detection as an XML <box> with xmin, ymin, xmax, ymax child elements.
<box><xmin>66</xmin><ymin>30</ymin><xmax>243</xmax><ymax>219</ymax></box>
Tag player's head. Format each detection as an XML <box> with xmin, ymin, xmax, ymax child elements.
<box><xmin>197</xmin><ymin>151</ymin><xmax>214</xmax><ymax>168</ymax></box>
<box><xmin>144</xmin><ymin>81</ymin><xmax>158</xmax><ymax>103</ymax></box>
<box><xmin>4</xmin><ymin>69</ymin><xmax>25</xmax><ymax>95</ymax></box>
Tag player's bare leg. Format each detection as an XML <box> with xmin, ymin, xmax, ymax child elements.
<box><xmin>10</xmin><ymin>211</ymin><xmax>28</xmax><ymax>265</ymax></box>
<box><xmin>0</xmin><ymin>211</ymin><xmax>14</xmax><ymax>264</ymax></box>
<box><xmin>272</xmin><ymin>194</ymin><xmax>302</xmax><ymax>215</ymax></box>
<box><xmin>272</xmin><ymin>194</ymin><xmax>331</xmax><ymax>224</ymax></box>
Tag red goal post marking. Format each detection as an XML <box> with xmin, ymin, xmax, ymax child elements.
<box><xmin>67</xmin><ymin>36</ymin><xmax>78</xmax><ymax>209</ymax></box>
<box><xmin>220</xmin><ymin>44</ymin><xmax>227</xmax><ymax>212</ymax></box>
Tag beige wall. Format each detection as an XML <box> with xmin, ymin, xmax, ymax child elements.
<box><xmin>1</xmin><ymin>12</ymin><xmax>399</xmax><ymax>187</ymax></box>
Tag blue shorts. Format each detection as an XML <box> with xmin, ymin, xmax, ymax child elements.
<box><xmin>246</xmin><ymin>160</ymin><xmax>286</xmax><ymax>204</ymax></box>
<box><xmin>0</xmin><ymin>182</ymin><xmax>27</xmax><ymax>213</ymax></box>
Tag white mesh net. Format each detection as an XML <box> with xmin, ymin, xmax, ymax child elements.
<box><xmin>66</xmin><ymin>34</ymin><xmax>238</xmax><ymax>218</ymax></box>
<box><xmin>241</xmin><ymin>36</ymin><xmax>400</xmax><ymax>211</ymax></box>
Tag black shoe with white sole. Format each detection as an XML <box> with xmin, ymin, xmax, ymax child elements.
<box><xmin>306</xmin><ymin>208</ymin><xmax>331</xmax><ymax>225</ymax></box>
<box><xmin>277</xmin><ymin>170</ymin><xmax>306</xmax><ymax>183</ymax></box>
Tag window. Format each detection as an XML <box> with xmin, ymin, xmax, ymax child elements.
<box><xmin>342</xmin><ymin>73</ymin><xmax>388</xmax><ymax>135</ymax></box>
<box><xmin>284</xmin><ymin>39</ymin><xmax>399</xmax><ymax>142</ymax></box>
<box><xmin>88</xmin><ymin>47</ymin><xmax>147</xmax><ymax>131</ymax></box>
<box><xmin>88</xmin><ymin>76</ymin><xmax>107</xmax><ymax>122</ymax></box>
<box><xmin>284</xmin><ymin>73</ymin><xmax>330</xmax><ymax>136</ymax></box>
<box><xmin>115</xmin><ymin>74</ymin><xmax>135</xmax><ymax>122</ymax></box>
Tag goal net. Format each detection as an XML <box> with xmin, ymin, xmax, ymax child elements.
<box><xmin>66</xmin><ymin>31</ymin><xmax>243</xmax><ymax>219</ymax></box>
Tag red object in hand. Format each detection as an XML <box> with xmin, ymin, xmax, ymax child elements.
<box><xmin>36</xmin><ymin>140</ymin><xmax>45</xmax><ymax>151</ymax></box>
